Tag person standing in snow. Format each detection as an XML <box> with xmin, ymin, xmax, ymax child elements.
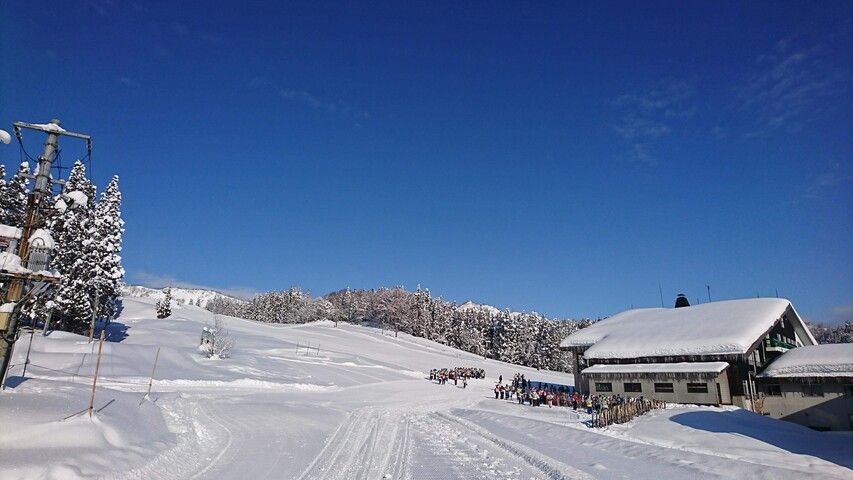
<box><xmin>463</xmin><ymin>376</ymin><xmax>467</xmax><ymax>389</ymax></box>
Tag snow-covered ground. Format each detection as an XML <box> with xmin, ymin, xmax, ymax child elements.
<box><xmin>1</xmin><ymin>297</ymin><xmax>850</xmax><ymax>479</ymax></box>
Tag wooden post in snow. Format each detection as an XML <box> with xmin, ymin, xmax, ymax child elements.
<box><xmin>21</xmin><ymin>326</ymin><xmax>36</xmax><ymax>378</ymax></box>
<box><xmin>144</xmin><ymin>347</ymin><xmax>161</xmax><ymax>402</ymax></box>
<box><xmin>88</xmin><ymin>330</ymin><xmax>105</xmax><ymax>418</ymax></box>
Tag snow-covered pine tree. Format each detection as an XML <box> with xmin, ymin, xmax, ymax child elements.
<box><xmin>51</xmin><ymin>193</ymin><xmax>97</xmax><ymax>333</ymax></box>
<box><xmin>156</xmin><ymin>288</ymin><xmax>172</xmax><ymax>318</ymax></box>
<box><xmin>64</xmin><ymin>160</ymin><xmax>97</xmax><ymax>209</ymax></box>
<box><xmin>1</xmin><ymin>162</ymin><xmax>30</xmax><ymax>227</ymax></box>
<box><xmin>93</xmin><ymin>176</ymin><xmax>125</xmax><ymax>319</ymax></box>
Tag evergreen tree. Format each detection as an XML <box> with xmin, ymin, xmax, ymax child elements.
<box><xmin>93</xmin><ymin>176</ymin><xmax>125</xmax><ymax>319</ymax></box>
<box><xmin>64</xmin><ymin>160</ymin><xmax>96</xmax><ymax>209</ymax></box>
<box><xmin>1</xmin><ymin>162</ymin><xmax>30</xmax><ymax>227</ymax></box>
<box><xmin>156</xmin><ymin>288</ymin><xmax>172</xmax><ymax>318</ymax></box>
<box><xmin>51</xmin><ymin>195</ymin><xmax>97</xmax><ymax>333</ymax></box>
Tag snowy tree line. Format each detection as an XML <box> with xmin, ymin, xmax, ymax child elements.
<box><xmin>0</xmin><ymin>160</ymin><xmax>125</xmax><ymax>334</ymax></box>
<box><xmin>206</xmin><ymin>286</ymin><xmax>595</xmax><ymax>371</ymax></box>
<box><xmin>806</xmin><ymin>321</ymin><xmax>853</xmax><ymax>344</ymax></box>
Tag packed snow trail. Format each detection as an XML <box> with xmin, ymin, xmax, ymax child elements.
<box><xmin>1</xmin><ymin>297</ymin><xmax>851</xmax><ymax>480</ymax></box>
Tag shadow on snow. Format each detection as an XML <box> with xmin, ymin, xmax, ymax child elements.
<box><xmin>670</xmin><ymin>409</ymin><xmax>853</xmax><ymax>469</ymax></box>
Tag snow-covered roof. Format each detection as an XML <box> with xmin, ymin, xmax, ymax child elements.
<box><xmin>758</xmin><ymin>344</ymin><xmax>853</xmax><ymax>378</ymax></box>
<box><xmin>583</xmin><ymin>362</ymin><xmax>729</xmax><ymax>375</ymax></box>
<box><xmin>0</xmin><ymin>224</ymin><xmax>22</xmax><ymax>239</ymax></box>
<box><xmin>0</xmin><ymin>302</ymin><xmax>16</xmax><ymax>313</ymax></box>
<box><xmin>28</xmin><ymin>228</ymin><xmax>55</xmax><ymax>249</ymax></box>
<box><xmin>561</xmin><ymin>298</ymin><xmax>814</xmax><ymax>359</ymax></box>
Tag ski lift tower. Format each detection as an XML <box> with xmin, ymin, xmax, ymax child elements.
<box><xmin>0</xmin><ymin>119</ymin><xmax>92</xmax><ymax>386</ymax></box>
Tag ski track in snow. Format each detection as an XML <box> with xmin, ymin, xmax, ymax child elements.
<box><xmin>296</xmin><ymin>408</ymin><xmax>413</xmax><ymax>480</ymax></box>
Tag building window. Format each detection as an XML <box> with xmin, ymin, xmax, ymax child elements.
<box><xmin>624</xmin><ymin>382</ymin><xmax>642</xmax><ymax>393</ymax></box>
<box><xmin>654</xmin><ymin>383</ymin><xmax>674</xmax><ymax>393</ymax></box>
<box><xmin>687</xmin><ymin>383</ymin><xmax>708</xmax><ymax>394</ymax></box>
<box><xmin>802</xmin><ymin>385</ymin><xmax>824</xmax><ymax>397</ymax></box>
<box><xmin>595</xmin><ymin>382</ymin><xmax>613</xmax><ymax>392</ymax></box>
<box><xmin>766</xmin><ymin>384</ymin><xmax>782</xmax><ymax>396</ymax></box>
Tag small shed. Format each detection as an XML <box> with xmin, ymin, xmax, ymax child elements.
<box><xmin>756</xmin><ymin>344</ymin><xmax>853</xmax><ymax>431</ymax></box>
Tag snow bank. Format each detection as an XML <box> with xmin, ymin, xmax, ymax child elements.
<box><xmin>27</xmin><ymin>228</ymin><xmax>55</xmax><ymax>249</ymax></box>
<box><xmin>758</xmin><ymin>344</ymin><xmax>853</xmax><ymax>378</ymax></box>
<box><xmin>561</xmin><ymin>298</ymin><xmax>805</xmax><ymax>359</ymax></box>
<box><xmin>0</xmin><ymin>251</ymin><xmax>24</xmax><ymax>272</ymax></box>
<box><xmin>0</xmin><ymin>224</ymin><xmax>22</xmax><ymax>239</ymax></box>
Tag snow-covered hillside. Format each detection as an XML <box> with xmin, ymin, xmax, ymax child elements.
<box><xmin>1</xmin><ymin>297</ymin><xmax>850</xmax><ymax>479</ymax></box>
<box><xmin>120</xmin><ymin>285</ymin><xmax>244</xmax><ymax>308</ymax></box>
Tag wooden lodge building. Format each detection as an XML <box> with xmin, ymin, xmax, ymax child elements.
<box><xmin>560</xmin><ymin>296</ymin><xmax>817</xmax><ymax>410</ymax></box>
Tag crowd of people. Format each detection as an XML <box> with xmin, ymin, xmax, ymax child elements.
<box><xmin>490</xmin><ymin>373</ymin><xmax>665</xmax><ymax>426</ymax></box>
<box><xmin>492</xmin><ymin>373</ymin><xmax>573</xmax><ymax>407</ymax></box>
<box><xmin>579</xmin><ymin>393</ymin><xmax>654</xmax><ymax>414</ymax></box>
<box><xmin>429</xmin><ymin>367</ymin><xmax>485</xmax><ymax>388</ymax></box>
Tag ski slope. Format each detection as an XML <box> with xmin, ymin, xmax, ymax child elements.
<box><xmin>1</xmin><ymin>297</ymin><xmax>851</xmax><ymax>479</ymax></box>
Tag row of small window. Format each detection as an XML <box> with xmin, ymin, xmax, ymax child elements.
<box><xmin>763</xmin><ymin>385</ymin><xmax>853</xmax><ymax>397</ymax></box>
<box><xmin>594</xmin><ymin>382</ymin><xmax>708</xmax><ymax>394</ymax></box>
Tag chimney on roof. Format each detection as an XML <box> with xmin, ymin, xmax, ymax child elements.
<box><xmin>674</xmin><ymin>294</ymin><xmax>690</xmax><ymax>308</ymax></box>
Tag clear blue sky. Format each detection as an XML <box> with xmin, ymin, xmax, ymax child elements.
<box><xmin>1</xmin><ymin>2</ymin><xmax>851</xmax><ymax>323</ymax></box>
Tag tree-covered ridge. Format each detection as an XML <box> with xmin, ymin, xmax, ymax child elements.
<box><xmin>207</xmin><ymin>286</ymin><xmax>595</xmax><ymax>372</ymax></box>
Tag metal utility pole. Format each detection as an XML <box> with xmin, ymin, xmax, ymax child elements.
<box><xmin>706</xmin><ymin>285</ymin><xmax>711</xmax><ymax>303</ymax></box>
<box><xmin>0</xmin><ymin>119</ymin><xmax>91</xmax><ymax>387</ymax></box>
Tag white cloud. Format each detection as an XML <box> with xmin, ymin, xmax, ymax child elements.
<box><xmin>740</xmin><ymin>40</ymin><xmax>849</xmax><ymax>136</ymax></box>
<box><xmin>801</xmin><ymin>161</ymin><xmax>853</xmax><ymax>200</ymax></box>
<box><xmin>610</xmin><ymin>81</ymin><xmax>695</xmax><ymax>165</ymax></box>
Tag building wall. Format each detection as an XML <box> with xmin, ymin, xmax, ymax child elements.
<box><xmin>586</xmin><ymin>371</ymin><xmax>731</xmax><ymax>405</ymax></box>
<box><xmin>758</xmin><ymin>381</ymin><xmax>853</xmax><ymax>431</ymax></box>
